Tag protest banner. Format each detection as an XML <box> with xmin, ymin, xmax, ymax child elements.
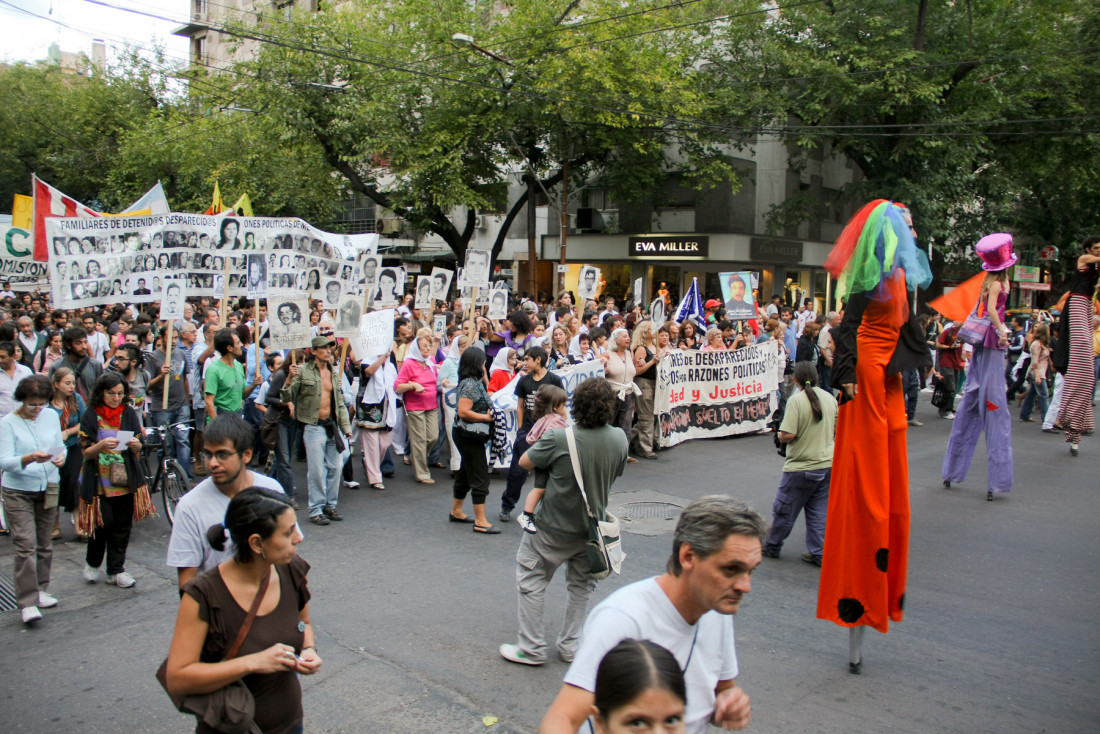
<box><xmin>44</xmin><ymin>212</ymin><xmax>364</xmax><ymax>309</ymax></box>
<box><xmin>654</xmin><ymin>341</ymin><xmax>781</xmax><ymax>448</ymax></box>
<box><xmin>440</xmin><ymin>359</ymin><xmax>605</xmax><ymax>469</ymax></box>
<box><xmin>268</xmin><ymin>298</ymin><xmax>311</xmax><ymax>349</ymax></box>
<box><xmin>0</xmin><ymin>215</ymin><xmax>50</xmax><ymax>290</ymax></box>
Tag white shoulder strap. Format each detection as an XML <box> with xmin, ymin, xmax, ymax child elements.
<box><xmin>564</xmin><ymin>427</ymin><xmax>596</xmax><ymax>519</ymax></box>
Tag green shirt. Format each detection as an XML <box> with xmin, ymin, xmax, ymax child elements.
<box><xmin>204</xmin><ymin>358</ymin><xmax>245</xmax><ymax>421</ymax></box>
<box><xmin>779</xmin><ymin>386</ymin><xmax>837</xmax><ymax>472</ymax></box>
<box><xmin>527</xmin><ymin>424</ymin><xmax>628</xmax><ymax>539</ymax></box>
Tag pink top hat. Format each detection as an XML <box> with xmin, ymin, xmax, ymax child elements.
<box><xmin>976</xmin><ymin>233</ymin><xmax>1017</xmax><ymax>272</ymax></box>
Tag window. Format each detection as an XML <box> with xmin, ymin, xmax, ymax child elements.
<box><xmin>192</xmin><ymin>35</ymin><xmax>207</xmax><ymax>67</ymax></box>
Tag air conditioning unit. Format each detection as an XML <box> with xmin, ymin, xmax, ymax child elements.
<box><xmin>378</xmin><ymin>218</ymin><xmax>402</xmax><ymax>234</ymax></box>
<box><xmin>474</xmin><ymin>214</ymin><xmax>488</xmax><ymax>231</ymax></box>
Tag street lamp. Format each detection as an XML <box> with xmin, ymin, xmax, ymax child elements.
<box><xmin>451</xmin><ymin>32</ymin><xmax>538</xmax><ymax>297</ymax></box>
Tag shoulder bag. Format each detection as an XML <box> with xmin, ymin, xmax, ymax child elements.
<box><xmin>155</xmin><ymin>571</ymin><xmax>271</xmax><ymax>734</ymax></box>
<box><xmin>564</xmin><ymin>427</ymin><xmax>624</xmax><ymax>580</ymax></box>
<box><xmin>957</xmin><ymin>301</ymin><xmax>992</xmax><ymax>346</ymax></box>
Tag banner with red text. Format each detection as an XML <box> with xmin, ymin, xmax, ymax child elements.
<box><xmin>655</xmin><ymin>342</ymin><xmax>781</xmax><ymax>447</ymax></box>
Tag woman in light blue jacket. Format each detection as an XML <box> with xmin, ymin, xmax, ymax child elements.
<box><xmin>0</xmin><ymin>375</ymin><xmax>66</xmax><ymax>624</ymax></box>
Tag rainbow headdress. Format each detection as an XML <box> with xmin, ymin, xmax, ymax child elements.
<box><xmin>825</xmin><ymin>199</ymin><xmax>933</xmax><ymax>301</ymax></box>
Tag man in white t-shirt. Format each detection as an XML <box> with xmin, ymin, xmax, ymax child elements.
<box><xmin>540</xmin><ymin>496</ymin><xmax>765</xmax><ymax>734</ymax></box>
<box><xmin>166</xmin><ymin>413</ymin><xmax>284</xmax><ymax>587</ymax></box>
<box><xmin>795</xmin><ymin>298</ymin><xmax>816</xmax><ymax>337</ymax></box>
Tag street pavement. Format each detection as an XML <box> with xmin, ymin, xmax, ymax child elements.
<box><xmin>1</xmin><ymin>392</ymin><xmax>1097</xmax><ymax>733</ymax></box>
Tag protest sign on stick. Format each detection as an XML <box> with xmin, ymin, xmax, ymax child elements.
<box><xmin>358</xmin><ymin>308</ymin><xmax>396</xmax><ymax>358</ymax></box>
<box><xmin>268</xmin><ymin>298</ymin><xmax>311</xmax><ymax>349</ymax></box>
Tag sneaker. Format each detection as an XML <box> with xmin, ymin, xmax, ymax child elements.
<box><xmin>499</xmin><ymin>643</ymin><xmax>543</xmax><ymax>666</ymax></box>
<box><xmin>801</xmin><ymin>552</ymin><xmax>823</xmax><ymax>567</ymax></box>
<box><xmin>1070</xmin><ymin>444</ymin><xmax>1079</xmax><ymax>457</ymax></box>
<box><xmin>21</xmin><ymin>606</ymin><xmax>43</xmax><ymax>624</ymax></box>
<box><xmin>761</xmin><ymin>546</ymin><xmax>781</xmax><ymax>559</ymax></box>
<box><xmin>498</xmin><ymin>511</ymin><xmax>512</xmax><ymax>523</ymax></box>
<box><xmin>907</xmin><ymin>418</ymin><xmax>924</xmax><ymax>427</ymax></box>
<box><xmin>107</xmin><ymin>571</ymin><xmax>136</xmax><ymax>588</ymax></box>
<box><xmin>920</xmin><ymin>386</ymin><xmax>934</xmax><ymax>394</ymax></box>
<box><xmin>309</xmin><ymin>514</ymin><xmax>330</xmax><ymax>526</ymax></box>
<box><xmin>343</xmin><ymin>480</ymin><xmax>360</xmax><ymax>490</ymax></box>
<box><xmin>517</xmin><ymin>513</ymin><xmax>537</xmax><ymax>534</ymax></box>
<box><xmin>941</xmin><ymin>412</ymin><xmax>956</xmax><ymax>420</ymax></box>
<box><xmin>322</xmin><ymin>507</ymin><xmax>344</xmax><ymax>521</ymax></box>
<box><xmin>82</xmin><ymin>563</ymin><xmax>100</xmax><ymax>583</ymax></box>
<box><xmin>38</xmin><ymin>591</ymin><xmax>58</xmax><ymax>608</ymax></box>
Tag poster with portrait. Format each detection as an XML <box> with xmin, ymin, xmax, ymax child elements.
<box><xmin>463</xmin><ymin>248</ymin><xmax>491</xmax><ymax>289</ymax></box>
<box><xmin>334</xmin><ymin>295</ymin><xmax>363</xmax><ymax>338</ymax></box>
<box><xmin>373</xmin><ymin>266</ymin><xmax>405</xmax><ymax>307</ymax></box>
<box><xmin>577</xmin><ymin>265</ymin><xmax>601</xmax><ymax>302</ymax></box>
<box><xmin>269</xmin><ymin>298</ymin><xmax>312</xmax><ymax>349</ymax></box>
<box><xmin>45</xmin><ymin>212</ymin><xmax>364</xmax><ymax>309</ymax></box>
<box><xmin>246</xmin><ymin>254</ymin><xmax>268</xmax><ymax>299</ymax></box>
<box><xmin>359</xmin><ymin>254</ymin><xmax>381</xmax><ymax>297</ymax></box>
<box><xmin>429</xmin><ymin>267</ymin><xmax>453</xmax><ymax>302</ymax></box>
<box><xmin>321</xmin><ymin>279</ymin><xmax>343</xmax><ymax>309</ymax></box>
<box><xmin>487</xmin><ymin>288</ymin><xmax>509</xmax><ymax>320</ymax></box>
<box><xmin>159</xmin><ymin>279</ymin><xmax>186</xmax><ymax>321</ymax></box>
<box><xmin>719</xmin><ymin>271</ymin><xmax>757</xmax><ymax>321</ymax></box>
<box><xmin>650</xmin><ymin>297</ymin><xmax>666</xmax><ymax>326</ymax></box>
<box><xmin>432</xmin><ymin>314</ymin><xmax>447</xmax><ymax>334</ymax></box>
<box><xmin>633</xmin><ymin>277</ymin><xmax>643</xmax><ymax>307</ymax></box>
<box><xmin>414</xmin><ymin>276</ymin><xmax>433</xmax><ymax>310</ymax></box>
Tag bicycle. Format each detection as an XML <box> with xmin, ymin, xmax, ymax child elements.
<box><xmin>139</xmin><ymin>419</ymin><xmax>194</xmax><ymax>526</ymax></box>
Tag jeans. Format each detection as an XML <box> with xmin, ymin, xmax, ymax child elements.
<box><xmin>764</xmin><ymin>468</ymin><xmax>831</xmax><ymax>557</ymax></box>
<box><xmin>1020</xmin><ymin>375</ymin><xmax>1050</xmax><ymax>421</ymax></box>
<box><xmin>501</xmin><ymin>428</ymin><xmax>530</xmax><ymax>514</ymax></box>
<box><xmin>150</xmin><ymin>405</ymin><xmax>193</xmax><ymax>480</ymax></box>
<box><xmin>380</xmin><ymin>446</ymin><xmax>395</xmax><ymax>475</ymax></box>
<box><xmin>303</xmin><ymin>424</ymin><xmax>348</xmax><ymax>517</ymax></box>
<box><xmin>273</xmin><ymin>416</ymin><xmax>296</xmax><ymax>499</ymax></box>
<box><xmin>902</xmin><ymin>368</ymin><xmax>919</xmax><ymax>420</ymax></box>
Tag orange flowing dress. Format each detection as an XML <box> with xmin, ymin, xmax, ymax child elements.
<box><xmin>816</xmin><ymin>271</ymin><xmax>910</xmax><ymax>633</ymax></box>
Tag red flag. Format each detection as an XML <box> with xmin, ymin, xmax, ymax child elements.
<box><xmin>927</xmin><ymin>273</ymin><xmax>984</xmax><ymax>323</ymax></box>
<box><xmin>31</xmin><ymin>175</ymin><xmax>101</xmax><ymax>262</ymax></box>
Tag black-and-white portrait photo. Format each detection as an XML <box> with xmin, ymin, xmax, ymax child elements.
<box><xmin>335</xmin><ymin>296</ymin><xmax>362</xmax><ymax>337</ymax></box>
<box><xmin>323</xmin><ymin>279</ymin><xmax>342</xmax><ymax>308</ymax></box>
<box><xmin>488</xmin><ymin>288</ymin><xmax>508</xmax><ymax>320</ymax></box>
<box><xmin>414</xmin><ymin>276</ymin><xmax>432</xmax><ymax>311</ymax></box>
<box><xmin>463</xmin><ymin>248</ymin><xmax>491</xmax><ymax>289</ymax></box>
<box><xmin>373</xmin><ymin>267</ymin><xmax>403</xmax><ymax>307</ymax></box>
<box><xmin>577</xmin><ymin>265</ymin><xmax>600</xmax><ymax>302</ymax></box>
<box><xmin>360</xmin><ymin>255</ymin><xmax>380</xmax><ymax>291</ymax></box>
<box><xmin>430</xmin><ymin>267</ymin><xmax>453</xmax><ymax>302</ymax></box>
<box><xmin>160</xmin><ymin>280</ymin><xmax>186</xmax><ymax>321</ymax></box>
<box><xmin>246</xmin><ymin>253</ymin><xmax>268</xmax><ymax>298</ymax></box>
<box><xmin>217</xmin><ymin>218</ymin><xmax>242</xmax><ymax>250</ymax></box>
<box><xmin>269</xmin><ymin>298</ymin><xmax>311</xmax><ymax>349</ymax></box>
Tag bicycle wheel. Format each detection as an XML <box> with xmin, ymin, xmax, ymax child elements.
<box><xmin>162</xmin><ymin>459</ymin><xmax>192</xmax><ymax>526</ymax></box>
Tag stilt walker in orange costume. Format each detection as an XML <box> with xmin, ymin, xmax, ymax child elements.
<box><xmin>816</xmin><ymin>200</ymin><xmax>932</xmax><ymax>673</ymax></box>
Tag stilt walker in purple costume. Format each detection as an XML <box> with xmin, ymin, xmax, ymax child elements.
<box><xmin>942</xmin><ymin>233</ymin><xmax>1016</xmax><ymax>501</ymax></box>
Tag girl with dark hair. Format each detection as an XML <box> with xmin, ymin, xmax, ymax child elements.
<box><xmin>47</xmin><ymin>367</ymin><xmax>86</xmax><ymax>532</ymax></box>
<box><xmin>165</xmin><ymin>488</ymin><xmax>320</xmax><ymax>733</ymax></box>
<box><xmin>77</xmin><ymin>372</ymin><xmax>152</xmax><ymax>588</ymax></box>
<box><xmin>490</xmin><ymin>310</ymin><xmax>532</xmax><ymax>359</ymax></box>
<box><xmin>593</xmin><ymin>639</ymin><xmax>687</xmax><ymax>734</ymax></box>
<box><xmin>450</xmin><ymin>348</ymin><xmax>497</xmax><ymax>533</ymax></box>
<box><xmin>0</xmin><ymin>375</ymin><xmax>66</xmax><ymax>624</ymax></box>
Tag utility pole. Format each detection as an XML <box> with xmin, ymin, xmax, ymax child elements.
<box><xmin>526</xmin><ymin>171</ymin><xmax>537</xmax><ymax>298</ymax></box>
<box><xmin>558</xmin><ymin>160</ymin><xmax>569</xmax><ymax>299</ymax></box>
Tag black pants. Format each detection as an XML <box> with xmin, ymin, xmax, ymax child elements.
<box><xmin>452</xmin><ymin>428</ymin><xmax>490</xmax><ymax>505</ymax></box>
<box><xmin>86</xmin><ymin>493</ymin><xmax>134</xmax><ymax>575</ymax></box>
<box><xmin>501</xmin><ymin>428</ymin><xmax>530</xmax><ymax>513</ymax></box>
<box><xmin>59</xmin><ymin>444</ymin><xmax>83</xmax><ymax>512</ymax></box>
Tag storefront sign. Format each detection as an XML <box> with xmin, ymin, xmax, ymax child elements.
<box><xmin>1013</xmin><ymin>265</ymin><xmax>1040</xmax><ymax>283</ymax></box>
<box><xmin>1018</xmin><ymin>282</ymin><xmax>1051</xmax><ymax>291</ymax></box>
<box><xmin>628</xmin><ymin>236</ymin><xmax>709</xmax><ymax>258</ymax></box>
<box><xmin>654</xmin><ymin>342</ymin><xmax>781</xmax><ymax>447</ymax></box>
<box><xmin>750</xmin><ymin>238</ymin><xmax>803</xmax><ymax>264</ymax></box>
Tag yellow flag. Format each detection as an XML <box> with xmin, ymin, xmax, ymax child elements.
<box><xmin>230</xmin><ymin>193</ymin><xmax>253</xmax><ymax>217</ymax></box>
<box><xmin>205</xmin><ymin>182</ymin><xmax>224</xmax><ymax>215</ymax></box>
<box><xmin>12</xmin><ymin>194</ymin><xmax>32</xmax><ymax>229</ymax></box>
<box><xmin>103</xmin><ymin>209</ymin><xmax>151</xmax><ymax>217</ymax></box>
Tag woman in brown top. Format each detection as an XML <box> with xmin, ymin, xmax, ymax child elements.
<box><xmin>166</xmin><ymin>488</ymin><xmax>321</xmax><ymax>734</ymax></box>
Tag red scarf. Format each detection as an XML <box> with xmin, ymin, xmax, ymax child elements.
<box><xmin>95</xmin><ymin>403</ymin><xmax>125</xmax><ymax>428</ymax></box>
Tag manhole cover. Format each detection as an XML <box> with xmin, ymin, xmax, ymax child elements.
<box><xmin>0</xmin><ymin>571</ymin><xmax>16</xmax><ymax>612</ymax></box>
<box><xmin>610</xmin><ymin>492</ymin><xmax>686</xmax><ymax>536</ymax></box>
<box><xmin>618</xmin><ymin>502</ymin><xmax>682</xmax><ymax>522</ymax></box>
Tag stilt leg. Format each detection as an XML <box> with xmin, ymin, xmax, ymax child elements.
<box><xmin>848</xmin><ymin>626</ymin><xmax>864</xmax><ymax>674</ymax></box>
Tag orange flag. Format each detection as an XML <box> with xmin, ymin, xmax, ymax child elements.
<box><xmin>927</xmin><ymin>273</ymin><xmax>984</xmax><ymax>323</ymax></box>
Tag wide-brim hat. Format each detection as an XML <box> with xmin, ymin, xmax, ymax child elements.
<box><xmin>311</xmin><ymin>336</ymin><xmax>337</xmax><ymax>349</ymax></box>
<box><xmin>976</xmin><ymin>233</ymin><xmax>1017</xmax><ymax>272</ymax></box>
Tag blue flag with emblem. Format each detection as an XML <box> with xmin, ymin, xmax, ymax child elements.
<box><xmin>673</xmin><ymin>277</ymin><xmax>706</xmax><ymax>331</ymax></box>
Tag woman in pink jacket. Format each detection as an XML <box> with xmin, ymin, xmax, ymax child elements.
<box><xmin>394</xmin><ymin>328</ymin><xmax>440</xmax><ymax>484</ymax></box>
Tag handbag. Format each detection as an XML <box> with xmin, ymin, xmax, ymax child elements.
<box><xmin>155</xmin><ymin>571</ymin><xmax>271</xmax><ymax>733</ymax></box>
<box><xmin>107</xmin><ymin>454</ymin><xmax>129</xmax><ymax>487</ymax></box>
<box><xmin>957</xmin><ymin>302</ymin><xmax>992</xmax><ymax>346</ymax></box>
<box><xmin>355</xmin><ymin>398</ymin><xmax>388</xmax><ymax>429</ymax></box>
<box><xmin>259</xmin><ymin>410</ymin><xmax>280</xmax><ymax>449</ymax></box>
<box><xmin>564</xmin><ymin>427</ymin><xmax>624</xmax><ymax>580</ymax></box>
<box><xmin>930</xmin><ymin>377</ymin><xmax>952</xmax><ymax>410</ymax></box>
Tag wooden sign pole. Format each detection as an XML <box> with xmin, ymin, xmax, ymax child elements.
<box><xmin>218</xmin><ymin>256</ymin><xmax>232</xmax><ymax>327</ymax></box>
<box><xmin>161</xmin><ymin>320</ymin><xmax>174</xmax><ymax>411</ymax></box>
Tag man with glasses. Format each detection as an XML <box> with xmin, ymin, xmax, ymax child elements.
<box><xmin>282</xmin><ymin>335</ymin><xmax>352</xmax><ymax>526</ymax></box>
<box><xmin>165</xmin><ymin>413</ymin><xmax>284</xmax><ymax>588</ymax></box>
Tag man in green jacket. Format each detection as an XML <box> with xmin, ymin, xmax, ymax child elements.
<box><xmin>282</xmin><ymin>335</ymin><xmax>352</xmax><ymax>526</ymax></box>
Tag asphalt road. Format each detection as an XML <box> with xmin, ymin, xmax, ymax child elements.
<box><xmin>1</xmin><ymin>393</ymin><xmax>1097</xmax><ymax>733</ymax></box>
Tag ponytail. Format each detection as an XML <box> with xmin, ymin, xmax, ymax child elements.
<box><xmin>206</xmin><ymin>523</ymin><xmax>228</xmax><ymax>551</ymax></box>
<box><xmin>792</xmin><ymin>362</ymin><xmax>822</xmax><ymax>422</ymax></box>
